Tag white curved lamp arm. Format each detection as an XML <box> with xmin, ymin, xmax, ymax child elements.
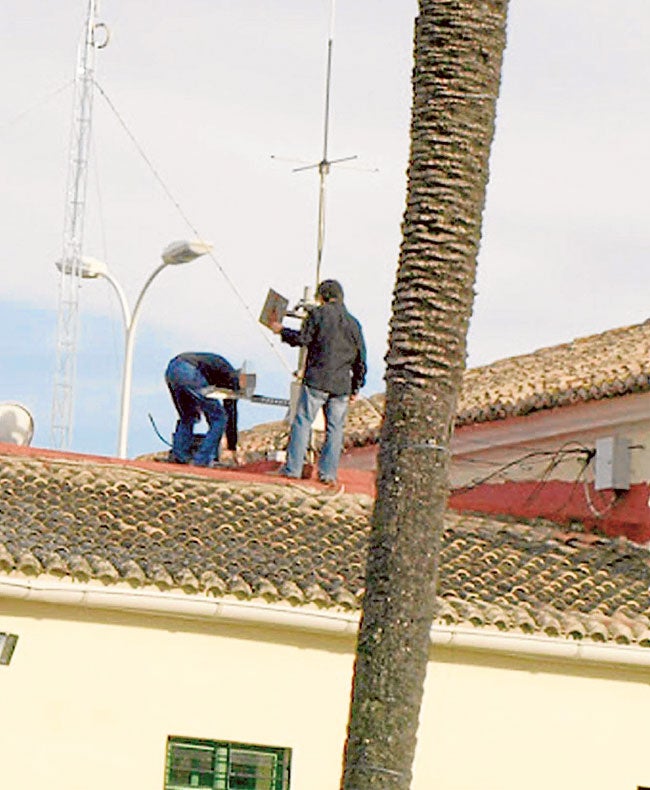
<box><xmin>116</xmin><ymin>261</ymin><xmax>168</xmax><ymax>459</ymax></box>
<box><xmin>99</xmin><ymin>269</ymin><xmax>132</xmax><ymax>329</ymax></box>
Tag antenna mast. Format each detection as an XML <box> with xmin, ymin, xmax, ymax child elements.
<box><xmin>51</xmin><ymin>0</ymin><xmax>107</xmax><ymax>449</ymax></box>
<box><xmin>293</xmin><ymin>0</ymin><xmax>357</xmax><ymax>291</ymax></box>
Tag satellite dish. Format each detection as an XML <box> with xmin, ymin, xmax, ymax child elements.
<box><xmin>0</xmin><ymin>402</ymin><xmax>34</xmax><ymax>446</ymax></box>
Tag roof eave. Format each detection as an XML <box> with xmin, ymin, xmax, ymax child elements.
<box><xmin>3</xmin><ymin>575</ymin><xmax>649</xmax><ymax>669</ymax></box>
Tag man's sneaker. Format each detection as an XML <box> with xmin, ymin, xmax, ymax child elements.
<box><xmin>267</xmin><ymin>467</ymin><xmax>299</xmax><ymax>480</ymax></box>
<box><xmin>168</xmin><ymin>452</ymin><xmax>189</xmax><ymax>465</ymax></box>
<box><xmin>319</xmin><ymin>477</ymin><xmax>340</xmax><ymax>490</ymax></box>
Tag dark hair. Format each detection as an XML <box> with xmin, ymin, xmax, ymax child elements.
<box><xmin>317</xmin><ymin>279</ymin><xmax>344</xmax><ymax>302</ymax></box>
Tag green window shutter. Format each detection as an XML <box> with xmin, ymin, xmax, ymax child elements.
<box><xmin>166</xmin><ymin>739</ymin><xmax>216</xmax><ymax>788</ymax></box>
<box><xmin>165</xmin><ymin>737</ymin><xmax>291</xmax><ymax>790</ymax></box>
<box><xmin>229</xmin><ymin>747</ymin><xmax>277</xmax><ymax>789</ymax></box>
<box><xmin>214</xmin><ymin>746</ymin><xmax>229</xmax><ymax>790</ymax></box>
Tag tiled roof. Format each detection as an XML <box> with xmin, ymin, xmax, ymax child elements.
<box><xmin>236</xmin><ymin>321</ymin><xmax>650</xmax><ymax>457</ymax></box>
<box><xmin>457</xmin><ymin>321</ymin><xmax>650</xmax><ymax>426</ymax></box>
<box><xmin>2</xmin><ymin>449</ymin><xmax>650</xmax><ymax>647</ymax></box>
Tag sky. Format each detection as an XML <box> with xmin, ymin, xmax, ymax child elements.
<box><xmin>1</xmin><ymin>1</ymin><xmax>649</xmax><ymax>459</ymax></box>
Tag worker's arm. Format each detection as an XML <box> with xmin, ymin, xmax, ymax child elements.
<box><xmin>269</xmin><ymin>312</ymin><xmax>316</xmax><ymax>347</ymax></box>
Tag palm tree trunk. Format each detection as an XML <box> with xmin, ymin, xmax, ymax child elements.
<box><xmin>340</xmin><ymin>1</ymin><xmax>509</xmax><ymax>787</ymax></box>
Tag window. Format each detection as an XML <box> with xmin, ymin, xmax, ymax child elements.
<box><xmin>165</xmin><ymin>736</ymin><xmax>291</xmax><ymax>790</ymax></box>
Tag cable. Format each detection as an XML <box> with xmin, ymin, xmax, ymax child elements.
<box><xmin>453</xmin><ymin>437</ymin><xmax>626</xmax><ymax>522</ymax></box>
<box><xmin>580</xmin><ymin>450</ymin><xmax>619</xmax><ymax>519</ymax></box>
<box><xmin>87</xmin><ymin>132</ymin><xmax>126</xmax><ymax>420</ymax></box>
<box><xmin>530</xmin><ymin>451</ymin><xmax>592</xmax><ymax>517</ymax></box>
<box><xmin>93</xmin><ymin>80</ymin><xmax>292</xmax><ymax>375</ymax></box>
<box><xmin>0</xmin><ymin>80</ymin><xmax>74</xmax><ymax>134</ymax></box>
<box><xmin>148</xmin><ymin>413</ymin><xmax>172</xmax><ymax>447</ymax></box>
<box><xmin>521</xmin><ymin>441</ymin><xmax>594</xmax><ymax>508</ymax></box>
<box><xmin>454</xmin><ymin>447</ymin><xmax>591</xmax><ymax>493</ymax></box>
<box><xmin>90</xmin><ymin>135</ymin><xmax>110</xmax><ymax>268</ymax></box>
<box><xmin>583</xmin><ymin>478</ymin><xmax>618</xmax><ymax>519</ymax></box>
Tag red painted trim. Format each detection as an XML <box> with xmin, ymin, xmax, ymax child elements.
<box><xmin>0</xmin><ymin>443</ymin><xmax>377</xmax><ymax>497</ymax></box>
<box><xmin>449</xmin><ymin>480</ymin><xmax>650</xmax><ymax>543</ymax></box>
<box><xmin>6</xmin><ymin>443</ymin><xmax>647</xmax><ymax>538</ymax></box>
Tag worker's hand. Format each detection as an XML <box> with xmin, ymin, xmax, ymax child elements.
<box><xmin>269</xmin><ymin>320</ymin><xmax>283</xmax><ymax>335</ymax></box>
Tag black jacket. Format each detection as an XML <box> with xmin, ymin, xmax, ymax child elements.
<box><xmin>280</xmin><ymin>301</ymin><xmax>367</xmax><ymax>396</ymax></box>
<box><xmin>177</xmin><ymin>353</ymin><xmax>240</xmax><ymax>390</ymax></box>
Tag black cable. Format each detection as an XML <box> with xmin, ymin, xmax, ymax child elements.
<box><xmin>521</xmin><ymin>441</ymin><xmax>595</xmax><ymax>507</ymax></box>
<box><xmin>148</xmin><ymin>413</ymin><xmax>171</xmax><ymax>447</ymax></box>
<box><xmin>454</xmin><ymin>446</ymin><xmax>591</xmax><ymax>493</ymax></box>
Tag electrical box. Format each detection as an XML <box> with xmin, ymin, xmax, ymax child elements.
<box><xmin>594</xmin><ymin>436</ymin><xmax>630</xmax><ymax>491</ymax></box>
<box><xmin>0</xmin><ymin>633</ymin><xmax>18</xmax><ymax>666</ymax></box>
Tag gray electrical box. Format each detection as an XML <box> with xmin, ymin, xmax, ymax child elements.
<box><xmin>594</xmin><ymin>435</ymin><xmax>630</xmax><ymax>491</ymax></box>
<box><xmin>0</xmin><ymin>633</ymin><xmax>18</xmax><ymax>665</ymax></box>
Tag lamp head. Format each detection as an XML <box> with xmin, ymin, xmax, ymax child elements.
<box><xmin>55</xmin><ymin>256</ymin><xmax>108</xmax><ymax>279</ymax></box>
<box><xmin>161</xmin><ymin>240</ymin><xmax>213</xmax><ymax>266</ymax></box>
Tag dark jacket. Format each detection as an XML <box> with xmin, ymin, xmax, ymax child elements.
<box><xmin>177</xmin><ymin>353</ymin><xmax>240</xmax><ymax>390</ymax></box>
<box><xmin>175</xmin><ymin>353</ymin><xmax>239</xmax><ymax>450</ymax></box>
<box><xmin>280</xmin><ymin>301</ymin><xmax>367</xmax><ymax>396</ymax></box>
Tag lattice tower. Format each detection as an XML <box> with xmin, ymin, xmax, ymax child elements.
<box><xmin>51</xmin><ymin>0</ymin><xmax>106</xmax><ymax>448</ymax></box>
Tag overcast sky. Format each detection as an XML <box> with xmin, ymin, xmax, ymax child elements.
<box><xmin>1</xmin><ymin>1</ymin><xmax>649</xmax><ymax>458</ymax></box>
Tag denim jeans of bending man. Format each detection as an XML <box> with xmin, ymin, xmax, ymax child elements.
<box><xmin>165</xmin><ymin>357</ymin><xmax>226</xmax><ymax>467</ymax></box>
<box><xmin>283</xmin><ymin>385</ymin><xmax>349</xmax><ymax>482</ymax></box>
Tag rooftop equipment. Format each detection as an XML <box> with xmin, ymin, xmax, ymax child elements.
<box><xmin>0</xmin><ymin>403</ymin><xmax>35</xmax><ymax>446</ymax></box>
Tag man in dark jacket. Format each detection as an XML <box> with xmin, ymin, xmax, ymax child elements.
<box><xmin>269</xmin><ymin>279</ymin><xmax>367</xmax><ymax>484</ymax></box>
<box><xmin>165</xmin><ymin>352</ymin><xmax>243</xmax><ymax>467</ymax></box>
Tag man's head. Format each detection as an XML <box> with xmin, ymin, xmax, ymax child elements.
<box><xmin>237</xmin><ymin>370</ymin><xmax>256</xmax><ymax>397</ymax></box>
<box><xmin>317</xmin><ymin>279</ymin><xmax>344</xmax><ymax>303</ymax></box>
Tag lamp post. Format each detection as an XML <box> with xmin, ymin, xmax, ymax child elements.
<box><xmin>56</xmin><ymin>240</ymin><xmax>212</xmax><ymax>459</ymax></box>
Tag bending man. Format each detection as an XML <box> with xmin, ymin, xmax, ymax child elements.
<box><xmin>269</xmin><ymin>279</ymin><xmax>366</xmax><ymax>485</ymax></box>
<box><xmin>165</xmin><ymin>352</ymin><xmax>244</xmax><ymax>467</ymax></box>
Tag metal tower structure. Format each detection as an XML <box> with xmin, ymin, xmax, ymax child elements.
<box><xmin>51</xmin><ymin>0</ymin><xmax>107</xmax><ymax>448</ymax></box>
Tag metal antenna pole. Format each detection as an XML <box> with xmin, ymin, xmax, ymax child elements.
<box><xmin>292</xmin><ymin>0</ymin><xmax>357</xmax><ymax>290</ymax></box>
<box><xmin>315</xmin><ymin>2</ymin><xmax>334</xmax><ymax>290</ymax></box>
<box><xmin>51</xmin><ymin>0</ymin><xmax>108</xmax><ymax>449</ymax></box>
<box><xmin>273</xmin><ymin>1</ymin><xmax>374</xmax><ymax>447</ymax></box>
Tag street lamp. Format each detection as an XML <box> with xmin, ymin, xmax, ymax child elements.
<box><xmin>56</xmin><ymin>240</ymin><xmax>212</xmax><ymax>459</ymax></box>
<box><xmin>56</xmin><ymin>256</ymin><xmax>131</xmax><ymax>329</ymax></box>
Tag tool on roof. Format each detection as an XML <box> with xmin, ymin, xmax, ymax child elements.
<box><xmin>202</xmin><ymin>372</ymin><xmax>289</xmax><ymax>408</ymax></box>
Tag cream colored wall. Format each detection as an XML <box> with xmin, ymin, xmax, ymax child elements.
<box><xmin>417</xmin><ymin>649</ymin><xmax>650</xmax><ymax>789</ymax></box>
<box><xmin>2</xmin><ymin>599</ymin><xmax>650</xmax><ymax>789</ymax></box>
<box><xmin>0</xmin><ymin>600</ymin><xmax>355</xmax><ymax>790</ymax></box>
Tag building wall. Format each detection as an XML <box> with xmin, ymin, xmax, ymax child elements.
<box><xmin>342</xmin><ymin>393</ymin><xmax>650</xmax><ymax>540</ymax></box>
<box><xmin>343</xmin><ymin>393</ymin><xmax>650</xmax><ymax>489</ymax></box>
<box><xmin>450</xmin><ymin>391</ymin><xmax>650</xmax><ymax>489</ymax></box>
<box><xmin>2</xmin><ymin>597</ymin><xmax>650</xmax><ymax>789</ymax></box>
<box><xmin>446</xmin><ymin>393</ymin><xmax>650</xmax><ymax>540</ymax></box>
<box><xmin>417</xmin><ymin>648</ymin><xmax>650</xmax><ymax>789</ymax></box>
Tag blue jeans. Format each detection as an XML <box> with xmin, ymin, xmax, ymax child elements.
<box><xmin>283</xmin><ymin>385</ymin><xmax>349</xmax><ymax>482</ymax></box>
<box><xmin>165</xmin><ymin>358</ymin><xmax>226</xmax><ymax>467</ymax></box>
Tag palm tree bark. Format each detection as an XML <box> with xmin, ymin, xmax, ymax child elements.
<box><xmin>341</xmin><ymin>1</ymin><xmax>509</xmax><ymax>788</ymax></box>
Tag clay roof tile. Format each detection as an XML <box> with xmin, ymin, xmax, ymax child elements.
<box><xmin>4</xmin><ymin>447</ymin><xmax>650</xmax><ymax>648</ymax></box>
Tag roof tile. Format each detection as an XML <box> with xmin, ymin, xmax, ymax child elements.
<box><xmin>4</xmin><ymin>450</ymin><xmax>650</xmax><ymax>648</ymax></box>
<box><xmin>231</xmin><ymin>322</ymin><xmax>650</xmax><ymax>460</ymax></box>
